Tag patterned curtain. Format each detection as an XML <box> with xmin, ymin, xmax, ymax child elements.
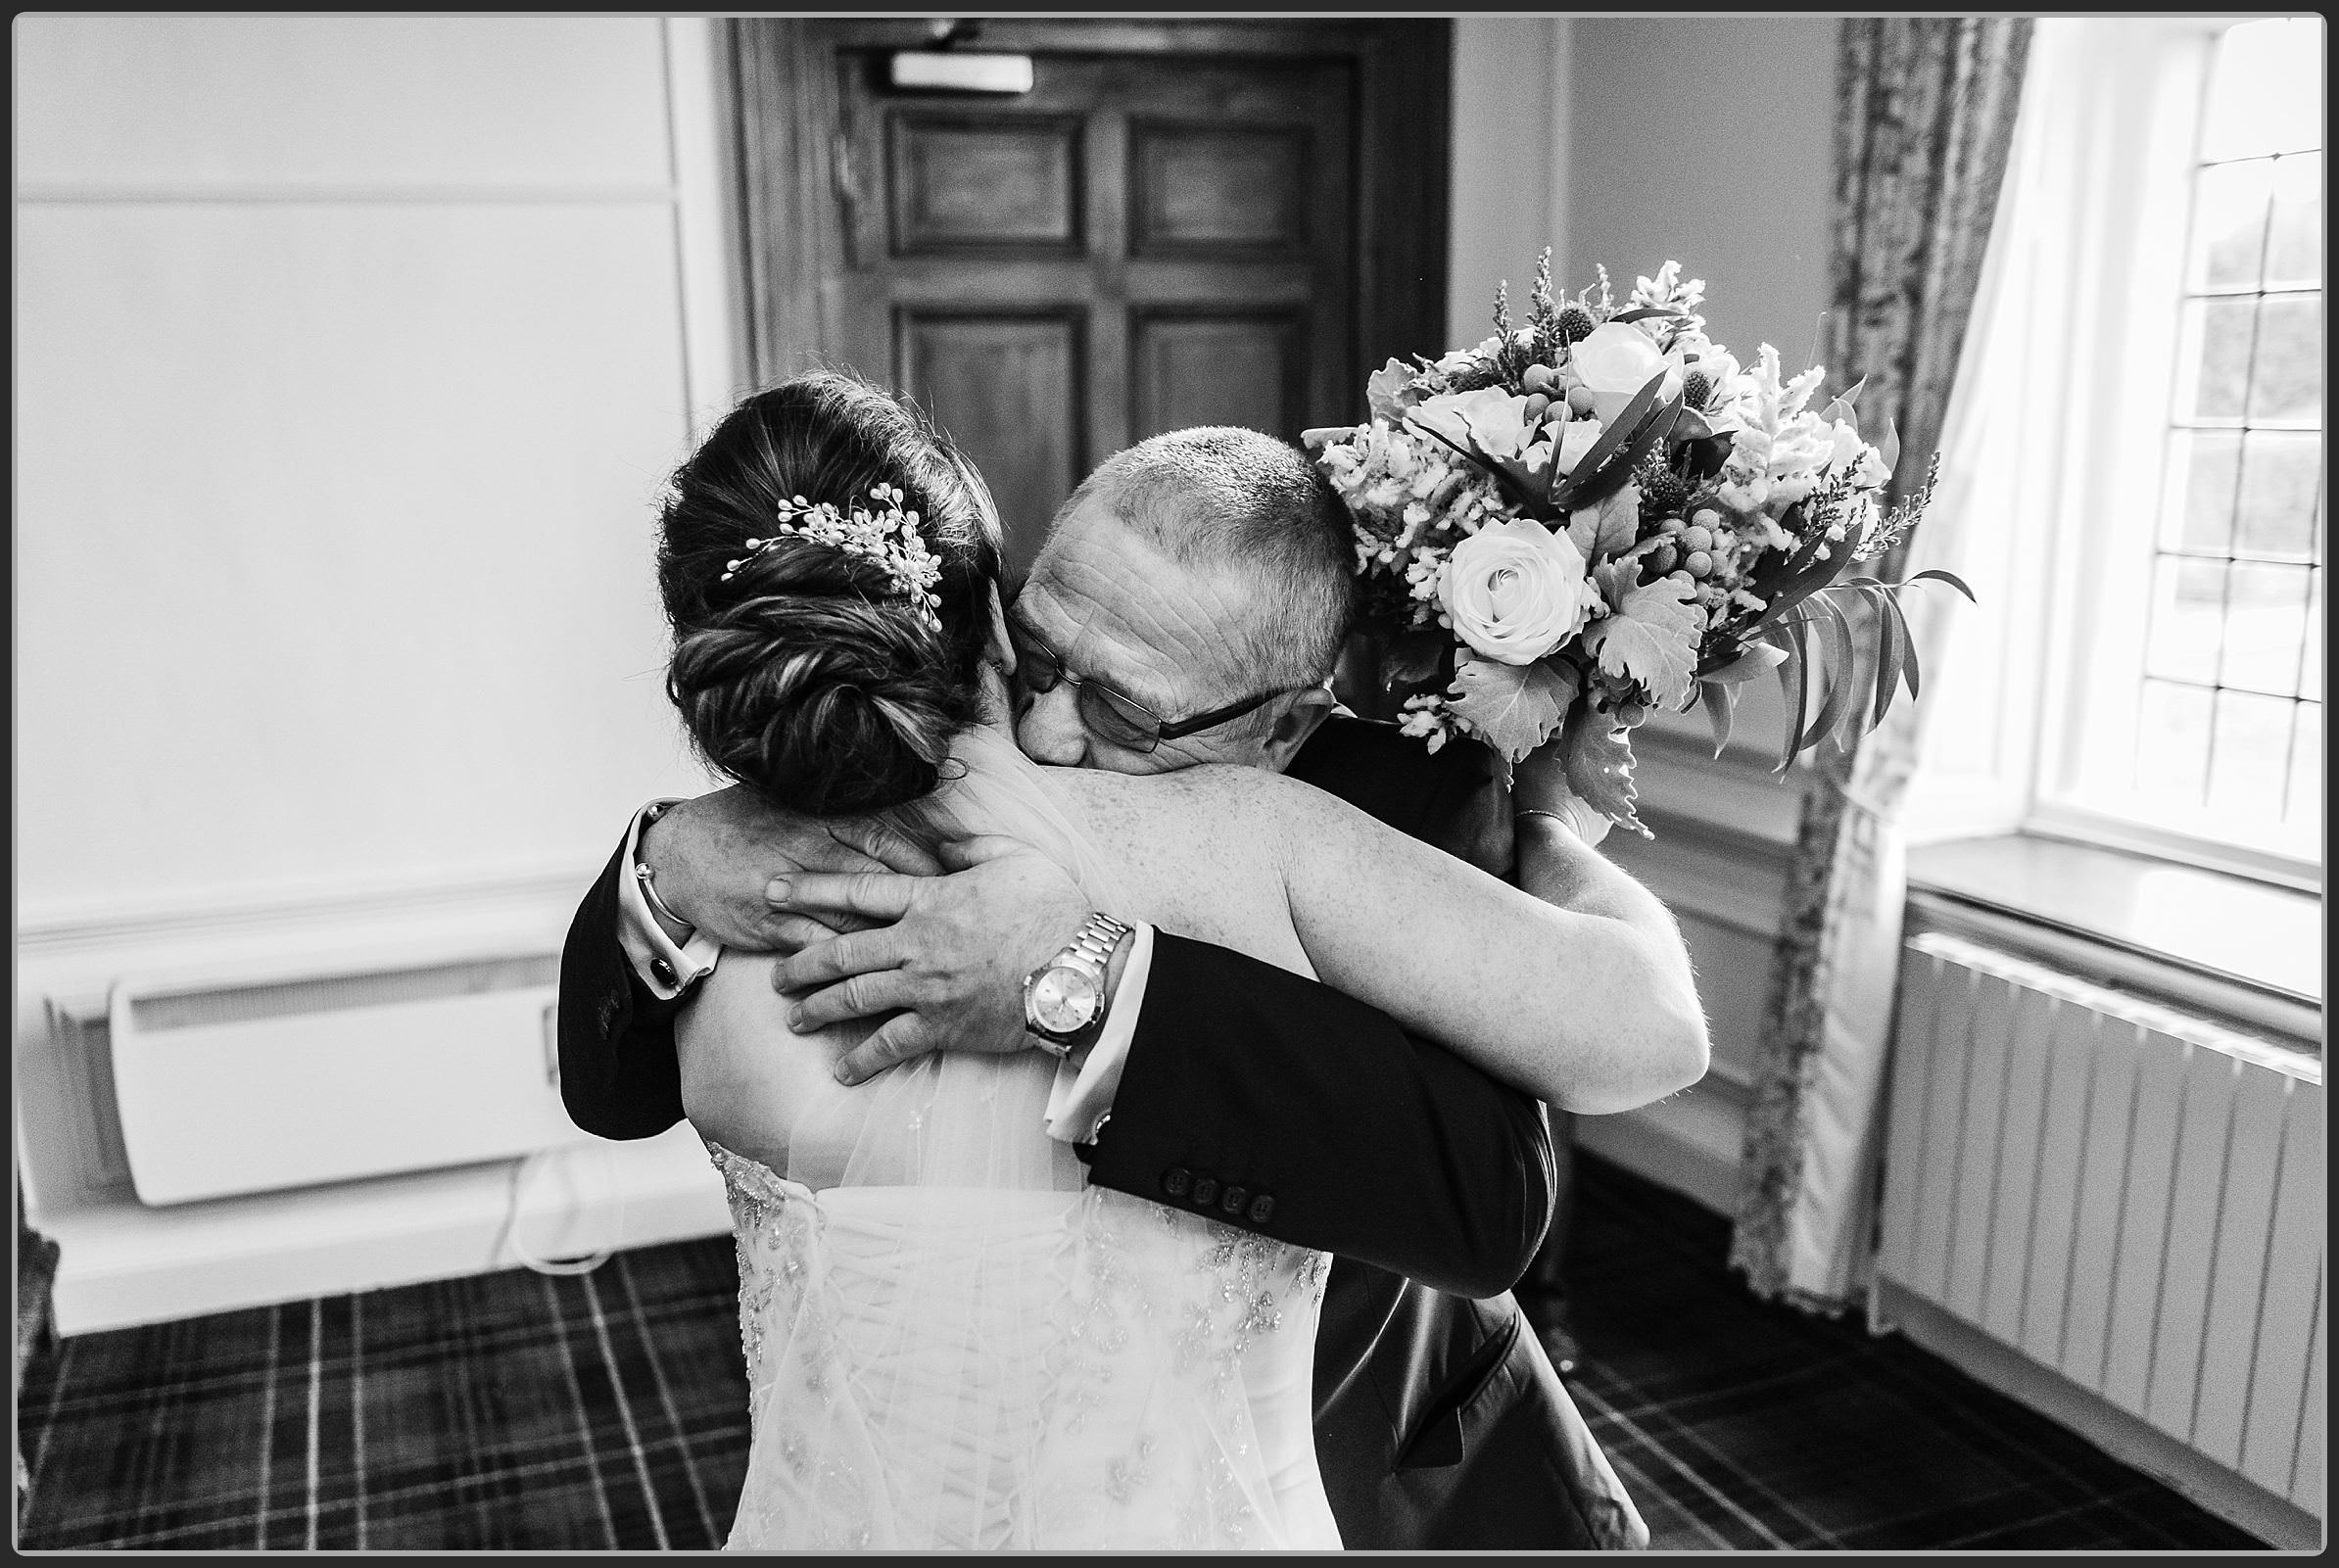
<box><xmin>1729</xmin><ymin>18</ymin><xmax>2032</xmax><ymax>1312</ymax></box>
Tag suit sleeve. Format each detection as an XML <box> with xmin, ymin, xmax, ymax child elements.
<box><xmin>1078</xmin><ymin>715</ymin><xmax>1557</xmax><ymax>1299</ymax></box>
<box><xmin>556</xmin><ymin>840</ymin><xmax>691</xmax><ymax>1140</ymax></box>
<box><xmin>1080</xmin><ymin>947</ymin><xmax>1557</xmax><ymax>1301</ymax></box>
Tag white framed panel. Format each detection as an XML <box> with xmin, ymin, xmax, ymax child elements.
<box><xmin>12</xmin><ymin>16</ymin><xmax>673</xmax><ymax>192</ymax></box>
<box><xmin>15</xmin><ymin>201</ymin><xmax>711</xmax><ymax>919</ymax></box>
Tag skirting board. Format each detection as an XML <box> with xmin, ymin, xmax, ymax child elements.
<box><xmin>37</xmin><ymin>1123</ymin><xmax>732</xmax><ymax>1339</ymax></box>
<box><xmin>1575</xmin><ymin>1071</ymin><xmax>1746</xmax><ymax>1219</ymax></box>
<box><xmin>1874</xmin><ymin>1276</ymin><xmax>2322</xmax><ymax>1550</ymax></box>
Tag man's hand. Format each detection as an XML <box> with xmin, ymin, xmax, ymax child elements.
<box><xmin>767</xmin><ymin>835</ymin><xmax>1096</xmax><ymax>1085</ymax></box>
<box><xmin>638</xmin><ymin>786</ymin><xmax>942</xmax><ymax>952</ymax></box>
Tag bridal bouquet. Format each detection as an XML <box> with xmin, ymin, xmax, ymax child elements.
<box><xmin>1304</xmin><ymin>253</ymin><xmax>1968</xmax><ymax>836</ymax></box>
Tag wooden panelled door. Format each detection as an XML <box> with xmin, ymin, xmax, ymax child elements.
<box><xmin>729</xmin><ymin>19</ymin><xmax>1452</xmax><ymax>579</ymax></box>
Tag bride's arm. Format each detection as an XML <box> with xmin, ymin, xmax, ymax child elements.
<box><xmin>1226</xmin><ymin>767</ymin><xmax>1707</xmax><ymax>1115</ymax></box>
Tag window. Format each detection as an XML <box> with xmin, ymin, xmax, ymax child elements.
<box><xmin>2031</xmin><ymin>17</ymin><xmax>2323</xmax><ymax>888</ymax></box>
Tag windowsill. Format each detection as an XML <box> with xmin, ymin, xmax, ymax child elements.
<box><xmin>1906</xmin><ymin>832</ymin><xmax>2323</xmax><ymax>1028</ymax></box>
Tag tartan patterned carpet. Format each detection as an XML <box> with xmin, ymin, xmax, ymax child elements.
<box><xmin>16</xmin><ymin>1154</ymin><xmax>2268</xmax><ymax>1551</ymax></box>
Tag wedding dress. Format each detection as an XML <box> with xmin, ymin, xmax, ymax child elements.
<box><xmin>692</xmin><ymin>727</ymin><xmax>1342</xmax><ymax>1550</ymax></box>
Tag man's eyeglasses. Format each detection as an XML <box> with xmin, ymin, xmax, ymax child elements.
<box><xmin>1005</xmin><ymin>614</ymin><xmax>1296</xmax><ymax>754</ymax></box>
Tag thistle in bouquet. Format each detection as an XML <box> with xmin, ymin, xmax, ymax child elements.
<box><xmin>1305</xmin><ymin>251</ymin><xmax>1971</xmax><ymax>838</ymax></box>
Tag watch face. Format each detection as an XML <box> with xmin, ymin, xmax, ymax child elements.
<box><xmin>1029</xmin><ymin>965</ymin><xmax>1101</xmax><ymax>1035</ymax></box>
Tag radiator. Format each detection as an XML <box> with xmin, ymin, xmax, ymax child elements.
<box><xmin>1879</xmin><ymin>931</ymin><xmax>2324</xmax><ymax>1516</ymax></box>
<box><xmin>106</xmin><ymin>950</ymin><xmax>594</xmax><ymax>1206</ymax></box>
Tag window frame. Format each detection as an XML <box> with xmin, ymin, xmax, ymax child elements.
<box><xmin>2021</xmin><ymin>16</ymin><xmax>2322</xmax><ymax>894</ymax></box>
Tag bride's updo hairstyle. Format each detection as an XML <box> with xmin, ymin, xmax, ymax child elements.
<box><xmin>659</xmin><ymin>371</ymin><xmax>1003</xmax><ymax>816</ymax></box>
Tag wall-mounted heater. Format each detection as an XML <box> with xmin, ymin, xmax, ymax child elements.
<box><xmin>107</xmin><ymin>950</ymin><xmax>590</xmax><ymax>1206</ymax></box>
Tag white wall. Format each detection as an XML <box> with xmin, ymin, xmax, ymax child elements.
<box><xmin>1565</xmin><ymin>17</ymin><xmax>1838</xmax><ymax>374</ymax></box>
<box><xmin>1447</xmin><ymin>18</ymin><xmax>1572</xmax><ymax>351</ymax></box>
<box><xmin>15</xmin><ymin>16</ymin><xmax>730</xmax><ymax>926</ymax></box>
<box><xmin>1451</xmin><ymin>17</ymin><xmax>1842</xmax><ymax>1211</ymax></box>
<box><xmin>15</xmin><ymin>16</ymin><xmax>741</xmax><ymax>1325</ymax></box>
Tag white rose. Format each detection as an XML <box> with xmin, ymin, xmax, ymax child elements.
<box><xmin>1573</xmin><ymin>321</ymin><xmax>1684</xmax><ymax>424</ymax></box>
<box><xmin>1437</xmin><ymin>516</ymin><xmax>1593</xmax><ymax>666</ymax></box>
<box><xmin>1553</xmin><ymin>417</ymin><xmax>1603</xmax><ymax>476</ymax></box>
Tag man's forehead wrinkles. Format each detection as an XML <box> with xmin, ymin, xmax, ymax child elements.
<box><xmin>1026</xmin><ymin>507</ymin><xmax>1269</xmax><ymax>715</ymax></box>
<box><xmin>1025</xmin><ymin>551</ymin><xmax>1190</xmax><ymax>714</ymax></box>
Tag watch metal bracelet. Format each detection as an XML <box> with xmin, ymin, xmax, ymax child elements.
<box><xmin>1065</xmin><ymin>911</ymin><xmax>1134</xmax><ymax>976</ymax></box>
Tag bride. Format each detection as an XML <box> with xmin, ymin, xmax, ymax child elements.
<box><xmin>655</xmin><ymin>372</ymin><xmax>1706</xmax><ymax>1549</ymax></box>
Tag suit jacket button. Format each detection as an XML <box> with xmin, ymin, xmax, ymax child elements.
<box><xmin>1220</xmin><ymin>1184</ymin><xmax>1248</xmax><ymax>1216</ymax></box>
<box><xmin>1190</xmin><ymin>1176</ymin><xmax>1218</xmax><ymax>1207</ymax></box>
<box><xmin>1163</xmin><ymin>1167</ymin><xmax>1191</xmax><ymax>1199</ymax></box>
<box><xmin>650</xmin><ymin>958</ymin><xmax>677</xmax><ymax>985</ymax></box>
<box><xmin>1248</xmin><ymin>1194</ymin><xmax>1275</xmax><ymax>1224</ymax></box>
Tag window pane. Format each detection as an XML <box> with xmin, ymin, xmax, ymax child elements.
<box><xmin>2247</xmin><ymin>293</ymin><xmax>2324</xmax><ymax>424</ymax></box>
<box><xmin>2264</xmin><ymin>153</ymin><xmax>2322</xmax><ymax>289</ymax></box>
<box><xmin>2304</xmin><ymin>570</ymin><xmax>2325</xmax><ymax>703</ymax></box>
<box><xmin>2189</xmin><ymin>159</ymin><xmax>2270</xmax><ymax>290</ymax></box>
<box><xmin>2206</xmin><ymin>689</ymin><xmax>2296</xmax><ymax>816</ymax></box>
<box><xmin>2219</xmin><ymin>560</ymin><xmax>2312</xmax><ymax>696</ymax></box>
<box><xmin>2284</xmin><ymin>701</ymin><xmax>2321</xmax><ymax>831</ymax></box>
<box><xmin>2175</xmin><ymin>297</ymin><xmax>2258</xmax><ymax>420</ymax></box>
<box><xmin>2234</xmin><ymin>430</ymin><xmax>2322</xmax><ymax>559</ymax></box>
<box><xmin>2144</xmin><ymin>556</ymin><xmax>2227</xmax><ymax>685</ymax></box>
<box><xmin>2161</xmin><ymin>429</ymin><xmax>2242</xmax><ymax>553</ymax></box>
<box><xmin>2135</xmin><ymin>679</ymin><xmax>2214</xmax><ymax>810</ymax></box>
<box><xmin>2199</xmin><ymin>19</ymin><xmax>2323</xmax><ymax>162</ymax></box>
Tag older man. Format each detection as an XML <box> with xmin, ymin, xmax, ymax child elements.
<box><xmin>557</xmin><ymin>427</ymin><xmax>1698</xmax><ymax>1548</ymax></box>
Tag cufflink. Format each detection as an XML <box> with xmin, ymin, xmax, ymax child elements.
<box><xmin>650</xmin><ymin>958</ymin><xmax>677</xmax><ymax>985</ymax></box>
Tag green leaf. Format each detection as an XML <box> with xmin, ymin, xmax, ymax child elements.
<box><xmin>1878</xmin><ymin>416</ymin><xmax>1901</xmax><ymax>481</ymax></box>
<box><xmin>1672</xmin><ymin>405</ymin><xmax>1717</xmax><ymax>442</ymax></box>
<box><xmin>1871</xmin><ymin>584</ymin><xmax>1912</xmax><ymax>729</ymax></box>
<box><xmin>1609</xmin><ymin>306</ymin><xmax>1688</xmax><ymax>323</ymax></box>
<box><xmin>1546</xmin><ymin>370</ymin><xmax>1667</xmax><ymax>509</ymax></box>
<box><xmin>1560</xmin><ymin>698</ymin><xmax>1650</xmax><ymax>837</ymax></box>
<box><xmin>1581</xmin><ymin>574</ymin><xmax>1703</xmax><ymax>710</ymax></box>
<box><xmin>1907</xmin><ymin>567</ymin><xmax>1976</xmax><ymax>602</ymax></box>
<box><xmin>1569</xmin><ymin>482</ymin><xmax>1643</xmax><ymax>563</ymax></box>
<box><xmin>1768</xmin><ymin>618</ymin><xmax>1808</xmax><ymax>774</ymax></box>
<box><xmin>1700</xmin><ymin>678</ymin><xmax>1741</xmax><ymax>758</ymax></box>
<box><xmin>1447</xmin><ymin>656</ymin><xmax>1580</xmax><ymax>763</ymax></box>
<box><xmin>1757</xmin><ymin>522</ymin><xmax>1860</xmax><ymax>630</ymax></box>
<box><xmin>1798</xmin><ymin>594</ymin><xmax>1861</xmax><ymax>756</ymax></box>
<box><xmin>1551</xmin><ymin>398</ymin><xmax>1684</xmax><ymax>517</ymax></box>
<box><xmin>1816</xmin><ymin>375</ymin><xmax>1867</xmax><ymax>432</ymax></box>
<box><xmin>1700</xmin><ymin>639</ymin><xmax>1789</xmax><ymax>684</ymax></box>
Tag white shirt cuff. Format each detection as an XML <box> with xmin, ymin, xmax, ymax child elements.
<box><xmin>1044</xmin><ymin>923</ymin><xmax>1154</xmax><ymax>1145</ymax></box>
<box><xmin>616</xmin><ymin>799</ymin><xmax>724</xmax><ymax>1001</ymax></box>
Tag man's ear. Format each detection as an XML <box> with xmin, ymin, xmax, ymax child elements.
<box><xmin>1258</xmin><ymin>685</ymin><xmax>1337</xmax><ymax>773</ymax></box>
<box><xmin>984</xmin><ymin>580</ymin><xmax>1016</xmax><ymax>677</ymax></box>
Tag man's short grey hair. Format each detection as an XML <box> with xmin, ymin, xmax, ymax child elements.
<box><xmin>1065</xmin><ymin>426</ymin><xmax>1357</xmax><ymax>694</ymax></box>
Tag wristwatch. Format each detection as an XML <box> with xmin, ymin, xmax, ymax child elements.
<box><xmin>1023</xmin><ymin>912</ymin><xmax>1135</xmax><ymax>1058</ymax></box>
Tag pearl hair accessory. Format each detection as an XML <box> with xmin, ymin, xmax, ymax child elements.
<box><xmin>721</xmin><ymin>483</ymin><xmax>944</xmax><ymax>630</ymax></box>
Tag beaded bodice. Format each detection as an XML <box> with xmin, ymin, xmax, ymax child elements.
<box><xmin>707</xmin><ymin>1138</ymin><xmax>1335</xmax><ymax>1550</ymax></box>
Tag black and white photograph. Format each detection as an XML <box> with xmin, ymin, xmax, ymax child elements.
<box><xmin>13</xmin><ymin>10</ymin><xmax>2323</xmax><ymax>1554</ymax></box>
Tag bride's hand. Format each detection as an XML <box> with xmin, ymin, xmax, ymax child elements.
<box><xmin>767</xmin><ymin>836</ymin><xmax>1104</xmax><ymax>1085</ymax></box>
<box><xmin>640</xmin><ymin>785</ymin><xmax>942</xmax><ymax>951</ymax></box>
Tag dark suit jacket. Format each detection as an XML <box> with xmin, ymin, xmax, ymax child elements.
<box><xmin>555</xmin><ymin>715</ymin><xmax>1646</xmax><ymax>1549</ymax></box>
